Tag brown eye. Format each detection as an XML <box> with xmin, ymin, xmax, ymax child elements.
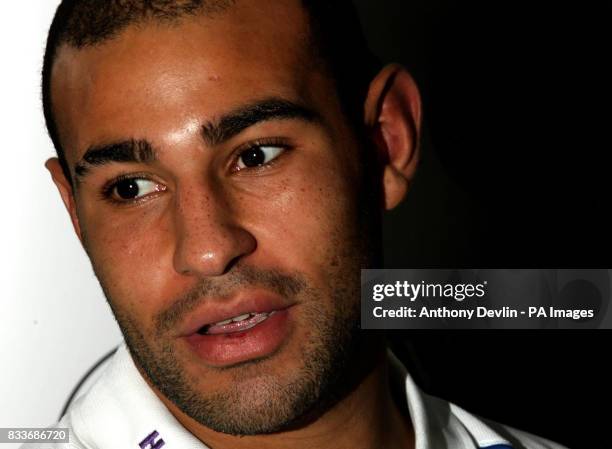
<box><xmin>112</xmin><ymin>178</ymin><xmax>160</xmax><ymax>200</ymax></box>
<box><xmin>115</xmin><ymin>179</ymin><xmax>140</xmax><ymax>199</ymax></box>
<box><xmin>237</xmin><ymin>145</ymin><xmax>284</xmax><ymax>170</ymax></box>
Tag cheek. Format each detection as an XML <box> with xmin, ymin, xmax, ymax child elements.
<box><xmin>80</xmin><ymin>205</ymin><xmax>173</xmax><ymax>316</ymax></box>
<box><xmin>247</xmin><ymin>156</ymin><xmax>362</xmax><ymax>282</ymax></box>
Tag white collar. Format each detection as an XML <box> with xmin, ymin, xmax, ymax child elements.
<box><xmin>387</xmin><ymin>350</ymin><xmax>514</xmax><ymax>449</ymax></box>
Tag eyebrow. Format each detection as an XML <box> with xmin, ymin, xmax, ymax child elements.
<box><xmin>201</xmin><ymin>98</ymin><xmax>320</xmax><ymax>146</ymax></box>
<box><xmin>74</xmin><ymin>97</ymin><xmax>320</xmax><ymax>180</ymax></box>
<box><xmin>75</xmin><ymin>139</ymin><xmax>155</xmax><ymax>179</ymax></box>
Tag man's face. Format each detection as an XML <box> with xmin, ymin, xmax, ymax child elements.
<box><xmin>51</xmin><ymin>0</ymin><xmax>379</xmax><ymax>435</ymax></box>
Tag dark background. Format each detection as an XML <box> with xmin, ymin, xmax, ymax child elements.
<box><xmin>353</xmin><ymin>1</ymin><xmax>610</xmax><ymax>448</ymax></box>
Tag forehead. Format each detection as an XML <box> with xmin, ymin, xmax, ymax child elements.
<box><xmin>51</xmin><ymin>0</ymin><xmax>329</xmax><ymax>162</ymax></box>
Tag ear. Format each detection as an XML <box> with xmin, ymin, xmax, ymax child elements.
<box><xmin>364</xmin><ymin>64</ymin><xmax>422</xmax><ymax>210</ymax></box>
<box><xmin>45</xmin><ymin>158</ymin><xmax>84</xmax><ymax>242</ymax></box>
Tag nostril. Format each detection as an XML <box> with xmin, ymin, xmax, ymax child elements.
<box><xmin>222</xmin><ymin>255</ymin><xmax>241</xmax><ymax>275</ymax></box>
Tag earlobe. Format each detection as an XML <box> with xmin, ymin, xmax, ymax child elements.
<box><xmin>364</xmin><ymin>64</ymin><xmax>422</xmax><ymax>210</ymax></box>
<box><xmin>45</xmin><ymin>158</ymin><xmax>84</xmax><ymax>242</ymax></box>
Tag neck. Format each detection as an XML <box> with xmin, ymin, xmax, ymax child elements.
<box><xmin>153</xmin><ymin>345</ymin><xmax>414</xmax><ymax>449</ymax></box>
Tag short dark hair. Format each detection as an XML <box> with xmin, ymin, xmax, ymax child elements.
<box><xmin>42</xmin><ymin>0</ymin><xmax>381</xmax><ymax>184</ymax></box>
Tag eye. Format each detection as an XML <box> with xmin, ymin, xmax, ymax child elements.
<box><xmin>109</xmin><ymin>177</ymin><xmax>163</xmax><ymax>201</ymax></box>
<box><xmin>236</xmin><ymin>145</ymin><xmax>285</xmax><ymax>170</ymax></box>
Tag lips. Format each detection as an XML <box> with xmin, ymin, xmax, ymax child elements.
<box><xmin>178</xmin><ymin>292</ymin><xmax>295</xmax><ymax>367</ymax></box>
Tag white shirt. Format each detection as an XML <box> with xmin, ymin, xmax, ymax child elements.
<box><xmin>23</xmin><ymin>343</ymin><xmax>568</xmax><ymax>449</ymax></box>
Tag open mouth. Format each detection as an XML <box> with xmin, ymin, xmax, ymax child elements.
<box><xmin>181</xmin><ymin>295</ymin><xmax>294</xmax><ymax>366</ymax></box>
<box><xmin>197</xmin><ymin>311</ymin><xmax>278</xmax><ymax>335</ymax></box>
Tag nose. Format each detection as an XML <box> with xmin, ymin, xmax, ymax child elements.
<box><xmin>172</xmin><ymin>182</ymin><xmax>256</xmax><ymax>277</ymax></box>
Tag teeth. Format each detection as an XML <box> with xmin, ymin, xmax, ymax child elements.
<box><xmin>205</xmin><ymin>311</ymin><xmax>275</xmax><ymax>329</ymax></box>
<box><xmin>215</xmin><ymin>318</ymin><xmax>233</xmax><ymax>326</ymax></box>
<box><xmin>197</xmin><ymin>311</ymin><xmax>278</xmax><ymax>335</ymax></box>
